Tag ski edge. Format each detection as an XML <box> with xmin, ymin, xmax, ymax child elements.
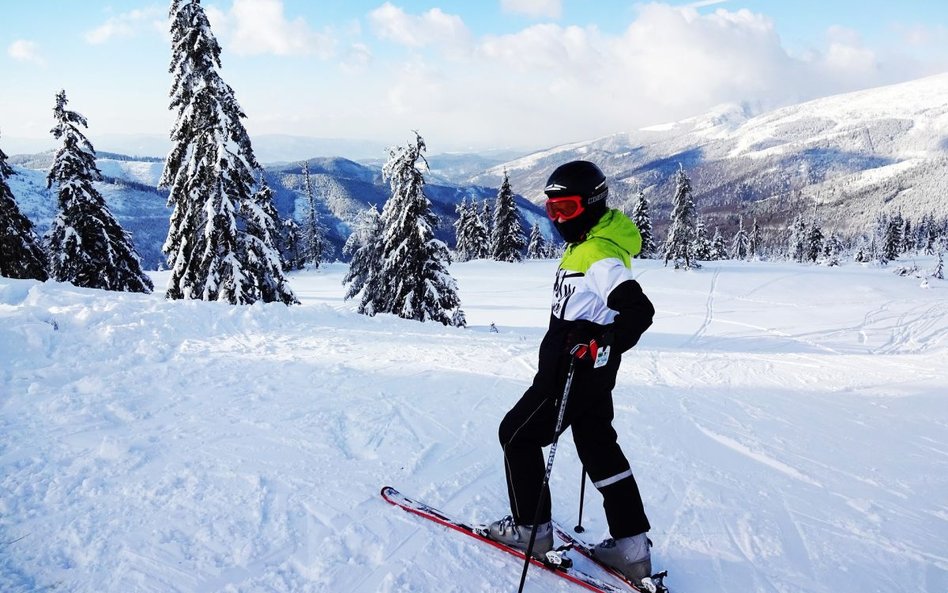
<box><xmin>380</xmin><ymin>486</ymin><xmax>630</xmax><ymax>593</ymax></box>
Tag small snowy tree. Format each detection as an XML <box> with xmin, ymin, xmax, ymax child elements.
<box><xmin>281</xmin><ymin>217</ymin><xmax>304</xmax><ymax>271</ymax></box>
<box><xmin>240</xmin><ymin>176</ymin><xmax>297</xmax><ymax>304</ymax></box>
<box><xmin>480</xmin><ymin>199</ymin><xmax>492</xmax><ymax>242</ymax></box>
<box><xmin>932</xmin><ymin>250</ymin><xmax>944</xmax><ymax>280</ymax></box>
<box><xmin>731</xmin><ymin>217</ymin><xmax>750</xmax><ymax>260</ymax></box>
<box><xmin>663</xmin><ymin>164</ymin><xmax>698</xmax><ymax>269</ymax></box>
<box><xmin>882</xmin><ymin>213</ymin><xmax>904</xmax><ymax>262</ymax></box>
<box><xmin>342</xmin><ymin>205</ymin><xmax>384</xmax><ymax>315</ymax></box>
<box><xmin>490</xmin><ymin>170</ymin><xmax>526</xmax><ymax>262</ymax></box>
<box><xmin>806</xmin><ymin>220</ymin><xmax>825</xmax><ymax>263</ymax></box>
<box><xmin>526</xmin><ymin>222</ymin><xmax>549</xmax><ymax>259</ymax></box>
<box><xmin>453</xmin><ymin>199</ymin><xmax>478</xmax><ymax>262</ymax></box>
<box><xmin>0</xmin><ymin>137</ymin><xmax>48</xmax><ymax>280</ymax></box>
<box><xmin>374</xmin><ymin>132</ymin><xmax>463</xmax><ymax>326</ymax></box>
<box><xmin>710</xmin><ymin>227</ymin><xmax>728</xmax><ymax>260</ymax></box>
<box><xmin>823</xmin><ymin>232</ymin><xmax>843</xmax><ymax>267</ymax></box>
<box><xmin>46</xmin><ymin>90</ymin><xmax>153</xmax><ymax>293</ymax></box>
<box><xmin>749</xmin><ymin>219</ymin><xmax>762</xmax><ymax>260</ymax></box>
<box><xmin>787</xmin><ymin>216</ymin><xmax>807</xmax><ymax>262</ymax></box>
<box><xmin>630</xmin><ymin>190</ymin><xmax>656</xmax><ymax>258</ymax></box>
<box><xmin>300</xmin><ymin>161</ymin><xmax>325</xmax><ymax>268</ymax></box>
<box><xmin>692</xmin><ymin>218</ymin><xmax>712</xmax><ymax>261</ymax></box>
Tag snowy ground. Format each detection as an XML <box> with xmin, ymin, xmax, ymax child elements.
<box><xmin>1</xmin><ymin>259</ymin><xmax>946</xmax><ymax>593</ymax></box>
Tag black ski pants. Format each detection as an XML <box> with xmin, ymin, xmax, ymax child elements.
<box><xmin>499</xmin><ymin>356</ymin><xmax>651</xmax><ymax>538</ymax></box>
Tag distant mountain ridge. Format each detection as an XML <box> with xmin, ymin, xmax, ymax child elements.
<box><xmin>7</xmin><ymin>73</ymin><xmax>947</xmax><ymax>270</ymax></box>
<box><xmin>6</xmin><ymin>153</ymin><xmax>550</xmax><ymax>271</ymax></box>
<box><xmin>474</xmin><ymin>72</ymin><xmax>948</xmax><ymax>237</ymax></box>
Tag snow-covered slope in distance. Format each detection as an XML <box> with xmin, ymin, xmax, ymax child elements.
<box><xmin>2</xmin><ymin>259</ymin><xmax>946</xmax><ymax>593</ymax></box>
<box><xmin>478</xmin><ymin>73</ymin><xmax>948</xmax><ymax>233</ymax></box>
<box><xmin>6</xmin><ymin>154</ymin><xmax>551</xmax><ymax>269</ymax></box>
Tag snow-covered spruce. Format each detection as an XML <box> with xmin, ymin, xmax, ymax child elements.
<box><xmin>0</xmin><ymin>137</ymin><xmax>48</xmax><ymax>281</ymax></box>
<box><xmin>630</xmin><ymin>190</ymin><xmax>657</xmax><ymax>259</ymax></box>
<box><xmin>490</xmin><ymin>169</ymin><xmax>526</xmax><ymax>262</ymax></box>
<box><xmin>299</xmin><ymin>161</ymin><xmax>325</xmax><ymax>269</ymax></box>
<box><xmin>160</xmin><ymin>0</ymin><xmax>291</xmax><ymax>305</ymax></box>
<box><xmin>45</xmin><ymin>91</ymin><xmax>152</xmax><ymax>293</ymax></box>
<box><xmin>342</xmin><ymin>204</ymin><xmax>384</xmax><ymax>315</ymax></box>
<box><xmin>453</xmin><ymin>199</ymin><xmax>490</xmax><ymax>262</ymax></box>
<box><xmin>357</xmin><ymin>132</ymin><xmax>463</xmax><ymax>326</ymax></box>
<box><xmin>526</xmin><ymin>222</ymin><xmax>550</xmax><ymax>260</ymax></box>
<box><xmin>663</xmin><ymin>164</ymin><xmax>699</xmax><ymax>270</ymax></box>
<box><xmin>240</xmin><ymin>177</ymin><xmax>298</xmax><ymax>305</ymax></box>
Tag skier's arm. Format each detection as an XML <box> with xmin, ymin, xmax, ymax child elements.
<box><xmin>606</xmin><ymin>279</ymin><xmax>654</xmax><ymax>353</ymax></box>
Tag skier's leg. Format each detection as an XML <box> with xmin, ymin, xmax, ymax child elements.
<box><xmin>498</xmin><ymin>385</ymin><xmax>556</xmax><ymax>524</ymax></box>
<box><xmin>571</xmin><ymin>393</ymin><xmax>650</xmax><ymax>538</ymax></box>
<box><xmin>571</xmin><ymin>391</ymin><xmax>653</xmax><ymax>583</ymax></box>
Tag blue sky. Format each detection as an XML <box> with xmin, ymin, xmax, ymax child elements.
<box><xmin>3</xmin><ymin>1</ymin><xmax>947</xmax><ymax>155</ymax></box>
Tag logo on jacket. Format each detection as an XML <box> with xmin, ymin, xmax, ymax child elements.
<box><xmin>552</xmin><ymin>269</ymin><xmax>580</xmax><ymax>318</ymax></box>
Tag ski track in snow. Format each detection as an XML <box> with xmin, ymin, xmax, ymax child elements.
<box><xmin>1</xmin><ymin>259</ymin><xmax>947</xmax><ymax>593</ymax></box>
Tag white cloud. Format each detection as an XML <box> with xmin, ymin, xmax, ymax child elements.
<box><xmin>355</xmin><ymin>3</ymin><xmax>941</xmax><ymax>150</ymax></box>
<box><xmin>500</xmin><ymin>0</ymin><xmax>562</xmax><ymax>19</ymax></box>
<box><xmin>84</xmin><ymin>7</ymin><xmax>165</xmax><ymax>44</ymax></box>
<box><xmin>238</xmin><ymin>3</ymin><xmax>948</xmax><ymax>152</ymax></box>
<box><xmin>7</xmin><ymin>40</ymin><xmax>45</xmax><ymax>66</ymax></box>
<box><xmin>368</xmin><ymin>2</ymin><xmax>471</xmax><ymax>49</ymax></box>
<box><xmin>210</xmin><ymin>0</ymin><xmax>335</xmax><ymax>57</ymax></box>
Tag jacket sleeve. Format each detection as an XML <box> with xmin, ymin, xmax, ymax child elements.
<box><xmin>606</xmin><ymin>279</ymin><xmax>655</xmax><ymax>353</ymax></box>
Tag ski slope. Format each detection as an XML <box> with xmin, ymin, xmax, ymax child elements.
<box><xmin>1</xmin><ymin>259</ymin><xmax>946</xmax><ymax>593</ymax></box>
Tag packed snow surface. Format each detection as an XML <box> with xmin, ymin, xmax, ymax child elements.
<box><xmin>1</xmin><ymin>259</ymin><xmax>946</xmax><ymax>593</ymax></box>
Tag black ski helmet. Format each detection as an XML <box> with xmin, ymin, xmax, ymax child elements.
<box><xmin>544</xmin><ymin>160</ymin><xmax>609</xmax><ymax>243</ymax></box>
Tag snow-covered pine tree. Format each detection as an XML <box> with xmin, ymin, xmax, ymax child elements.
<box><xmin>806</xmin><ymin>219</ymin><xmax>824</xmax><ymax>263</ymax></box>
<box><xmin>300</xmin><ymin>161</ymin><xmax>324</xmax><ymax>268</ymax></box>
<box><xmin>468</xmin><ymin>201</ymin><xmax>491</xmax><ymax>260</ymax></box>
<box><xmin>731</xmin><ymin>217</ymin><xmax>750</xmax><ymax>260</ymax></box>
<box><xmin>161</xmin><ymin>0</ymin><xmax>268</xmax><ymax>304</ymax></box>
<box><xmin>749</xmin><ymin>219</ymin><xmax>762</xmax><ymax>260</ymax></box>
<box><xmin>375</xmin><ymin>132</ymin><xmax>462</xmax><ymax>326</ymax></box>
<box><xmin>932</xmin><ymin>250</ymin><xmax>944</xmax><ymax>280</ymax></box>
<box><xmin>823</xmin><ymin>232</ymin><xmax>843</xmax><ymax>267</ymax></box>
<box><xmin>281</xmin><ymin>217</ymin><xmax>304</xmax><ymax>271</ymax></box>
<box><xmin>787</xmin><ymin>216</ymin><xmax>807</xmax><ymax>262</ymax></box>
<box><xmin>240</xmin><ymin>176</ymin><xmax>297</xmax><ymax>304</ymax></box>
<box><xmin>692</xmin><ymin>218</ymin><xmax>712</xmax><ymax>261</ymax></box>
<box><xmin>0</xmin><ymin>137</ymin><xmax>48</xmax><ymax>280</ymax></box>
<box><xmin>526</xmin><ymin>222</ymin><xmax>548</xmax><ymax>259</ymax></box>
<box><xmin>342</xmin><ymin>205</ymin><xmax>384</xmax><ymax>315</ymax></box>
<box><xmin>919</xmin><ymin>213</ymin><xmax>937</xmax><ymax>255</ymax></box>
<box><xmin>710</xmin><ymin>227</ymin><xmax>728</xmax><ymax>260</ymax></box>
<box><xmin>480</xmin><ymin>199</ymin><xmax>492</xmax><ymax>242</ymax></box>
<box><xmin>663</xmin><ymin>164</ymin><xmax>699</xmax><ymax>269</ymax></box>
<box><xmin>490</xmin><ymin>170</ymin><xmax>526</xmax><ymax>262</ymax></box>
<box><xmin>46</xmin><ymin>91</ymin><xmax>153</xmax><ymax>293</ymax></box>
<box><xmin>882</xmin><ymin>213</ymin><xmax>904</xmax><ymax>262</ymax></box>
<box><xmin>630</xmin><ymin>190</ymin><xmax>656</xmax><ymax>258</ymax></box>
<box><xmin>902</xmin><ymin>219</ymin><xmax>915</xmax><ymax>254</ymax></box>
<box><xmin>453</xmin><ymin>198</ymin><xmax>476</xmax><ymax>262</ymax></box>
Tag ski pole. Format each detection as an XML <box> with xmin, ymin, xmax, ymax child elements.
<box><xmin>574</xmin><ymin>468</ymin><xmax>587</xmax><ymax>533</ymax></box>
<box><xmin>516</xmin><ymin>353</ymin><xmax>579</xmax><ymax>593</ymax></box>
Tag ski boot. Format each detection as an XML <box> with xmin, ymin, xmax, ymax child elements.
<box><xmin>486</xmin><ymin>515</ymin><xmax>553</xmax><ymax>558</ymax></box>
<box><xmin>591</xmin><ymin>533</ymin><xmax>652</xmax><ymax>586</ymax></box>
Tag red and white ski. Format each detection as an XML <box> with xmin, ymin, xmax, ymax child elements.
<box><xmin>380</xmin><ymin>486</ymin><xmax>630</xmax><ymax>593</ymax></box>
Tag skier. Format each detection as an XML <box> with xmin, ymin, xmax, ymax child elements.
<box><xmin>487</xmin><ymin>160</ymin><xmax>656</xmax><ymax>585</ymax></box>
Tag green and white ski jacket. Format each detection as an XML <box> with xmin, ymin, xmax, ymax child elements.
<box><xmin>537</xmin><ymin>209</ymin><xmax>655</xmax><ymax>382</ymax></box>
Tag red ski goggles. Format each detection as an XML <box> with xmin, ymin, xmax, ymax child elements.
<box><xmin>545</xmin><ymin>195</ymin><xmax>585</xmax><ymax>222</ymax></box>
